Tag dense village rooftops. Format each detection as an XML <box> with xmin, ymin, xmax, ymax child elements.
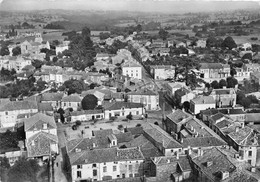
<box><xmin>192</xmin><ymin>147</ymin><xmax>236</xmax><ymax>182</ymax></box>
<box><xmin>228</xmin><ymin>126</ymin><xmax>256</xmax><ymax>145</ymax></box>
<box><xmin>166</xmin><ymin>109</ymin><xmax>191</xmax><ymax>124</ymax></box>
<box><xmin>41</xmin><ymin>92</ymin><xmax>64</xmax><ymax>102</ymax></box>
<box><xmin>61</xmin><ymin>94</ymin><xmax>81</xmax><ymax>102</ymax></box>
<box><xmin>0</xmin><ymin>100</ymin><xmax>38</xmax><ymax>112</ymax></box>
<box><xmin>27</xmin><ymin>131</ymin><xmax>58</xmax><ymax>158</ymax></box>
<box><xmin>104</xmin><ymin>101</ymin><xmax>143</xmax><ymax>110</ymax></box>
<box><xmin>182</xmin><ymin>136</ymin><xmax>227</xmax><ymax>148</ymax></box>
<box><xmin>125</xmin><ymin>134</ymin><xmax>162</xmax><ymax>158</ymax></box>
<box><xmin>127</xmin><ymin>89</ymin><xmax>157</xmax><ymax>96</ymax></box>
<box><xmin>69</xmin><ymin>147</ymin><xmax>144</xmax><ymax>165</ymax></box>
<box><xmin>191</xmin><ymin>95</ymin><xmax>215</xmax><ymax>104</ymax></box>
<box><xmin>200</xmin><ymin>63</ymin><xmax>223</xmax><ymax>69</ymax></box>
<box><xmin>153</xmin><ymin>155</ymin><xmax>192</xmax><ymax>171</ymax></box>
<box><xmin>144</xmin><ymin>124</ymin><xmax>182</xmax><ymax>149</ymax></box>
<box><xmin>24</xmin><ymin>113</ymin><xmax>56</xmax><ymax>131</ymax></box>
<box><xmin>70</xmin><ymin>110</ymin><xmax>103</xmax><ymax>116</ymax></box>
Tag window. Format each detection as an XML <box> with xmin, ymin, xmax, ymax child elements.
<box><xmin>103</xmin><ymin>166</ymin><xmax>107</xmax><ymax>172</ymax></box>
<box><xmin>104</xmin><ymin>162</ymin><xmax>106</xmax><ymax>165</ymax></box>
<box><xmin>64</xmin><ymin>103</ymin><xmax>66</xmax><ymax>106</ymax></box>
<box><xmin>77</xmin><ymin>165</ymin><xmax>82</xmax><ymax>169</ymax></box>
<box><xmin>92</xmin><ymin>164</ymin><xmax>96</xmax><ymax>168</ymax></box>
<box><xmin>129</xmin><ymin>174</ymin><xmax>133</xmax><ymax>177</ymax></box>
<box><xmin>96</xmin><ymin>115</ymin><xmax>100</xmax><ymax>119</ymax></box>
<box><xmin>77</xmin><ymin>171</ymin><xmax>81</xmax><ymax>178</ymax></box>
<box><xmin>113</xmin><ymin>166</ymin><xmax>117</xmax><ymax>171</ymax></box>
<box><xmin>136</xmin><ymin>161</ymin><xmax>139</xmax><ymax>163</ymax></box>
<box><xmin>171</xmin><ymin>149</ymin><xmax>174</xmax><ymax>153</ymax></box>
<box><xmin>248</xmin><ymin>160</ymin><xmax>252</xmax><ymax>164</ymax></box>
<box><xmin>93</xmin><ymin>169</ymin><xmax>97</xmax><ymax>176</ymax></box>
<box><xmin>129</xmin><ymin>165</ymin><xmax>132</xmax><ymax>170</ymax></box>
<box><xmin>5</xmin><ymin>111</ymin><xmax>8</xmax><ymax>115</ymax></box>
<box><xmin>136</xmin><ymin>111</ymin><xmax>139</xmax><ymax>115</ymax></box>
<box><xmin>248</xmin><ymin>151</ymin><xmax>252</xmax><ymax>157</ymax></box>
<box><xmin>114</xmin><ymin>162</ymin><xmax>118</xmax><ymax>164</ymax></box>
<box><xmin>69</xmin><ymin>103</ymin><xmax>71</xmax><ymax>106</ymax></box>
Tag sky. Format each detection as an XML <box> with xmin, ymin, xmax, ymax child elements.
<box><xmin>0</xmin><ymin>0</ymin><xmax>260</xmax><ymax>13</ymax></box>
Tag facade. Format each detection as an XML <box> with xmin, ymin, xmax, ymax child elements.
<box><xmin>199</xmin><ymin>63</ymin><xmax>230</xmax><ymax>82</ymax></box>
<box><xmin>40</xmin><ymin>92</ymin><xmax>64</xmax><ymax>110</ymax></box>
<box><xmin>61</xmin><ymin>94</ymin><xmax>81</xmax><ymax>111</ymax></box>
<box><xmin>127</xmin><ymin>89</ymin><xmax>159</xmax><ymax>111</ymax></box>
<box><xmin>0</xmin><ymin>100</ymin><xmax>38</xmax><ymax>128</ymax></box>
<box><xmin>104</xmin><ymin>102</ymin><xmax>144</xmax><ymax>119</ymax></box>
<box><xmin>150</xmin><ymin>65</ymin><xmax>175</xmax><ymax>80</ymax></box>
<box><xmin>122</xmin><ymin>61</ymin><xmax>142</xmax><ymax>79</ymax></box>
<box><xmin>56</xmin><ymin>44</ymin><xmax>69</xmax><ymax>55</ymax></box>
<box><xmin>24</xmin><ymin>113</ymin><xmax>58</xmax><ymax>159</ymax></box>
<box><xmin>70</xmin><ymin>147</ymin><xmax>144</xmax><ymax>182</ymax></box>
<box><xmin>190</xmin><ymin>96</ymin><xmax>216</xmax><ymax>115</ymax></box>
<box><xmin>210</xmin><ymin>88</ymin><xmax>236</xmax><ymax>108</ymax></box>
<box><xmin>70</xmin><ymin>110</ymin><xmax>104</xmax><ymax>122</ymax></box>
<box><xmin>0</xmin><ymin>56</ymin><xmax>32</xmax><ymax>72</ymax></box>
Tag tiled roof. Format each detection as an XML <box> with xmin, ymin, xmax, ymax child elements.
<box><xmin>144</xmin><ymin>124</ymin><xmax>182</xmax><ymax>149</ymax></box>
<box><xmin>229</xmin><ymin>109</ymin><xmax>245</xmax><ymax>115</ymax></box>
<box><xmin>70</xmin><ymin>110</ymin><xmax>103</xmax><ymax>116</ymax></box>
<box><xmin>122</xmin><ymin>61</ymin><xmax>141</xmax><ymax>68</ymax></box>
<box><xmin>128</xmin><ymin>89</ymin><xmax>157</xmax><ymax>96</ymax></box>
<box><xmin>166</xmin><ymin>109</ymin><xmax>191</xmax><ymax>124</ymax></box>
<box><xmin>27</xmin><ymin>131</ymin><xmax>58</xmax><ymax>158</ymax></box>
<box><xmin>211</xmin><ymin>113</ymin><xmax>226</xmax><ymax>123</ymax></box>
<box><xmin>38</xmin><ymin>103</ymin><xmax>53</xmax><ymax>112</ymax></box>
<box><xmin>24</xmin><ymin>113</ymin><xmax>57</xmax><ymax>131</ymax></box>
<box><xmin>125</xmin><ymin>135</ymin><xmax>162</xmax><ymax>158</ymax></box>
<box><xmin>104</xmin><ymin>101</ymin><xmax>143</xmax><ymax>110</ymax></box>
<box><xmin>115</xmin><ymin>132</ymin><xmax>133</xmax><ymax>143</ymax></box>
<box><xmin>192</xmin><ymin>147</ymin><xmax>236</xmax><ymax>182</ymax></box>
<box><xmin>184</xmin><ymin>119</ymin><xmax>213</xmax><ymax>137</ymax></box>
<box><xmin>200</xmin><ymin>63</ymin><xmax>223</xmax><ymax>69</ymax></box>
<box><xmin>125</xmin><ymin>127</ymin><xmax>144</xmax><ymax>136</ymax></box>
<box><xmin>70</xmin><ymin>147</ymin><xmax>144</xmax><ymax>165</ymax></box>
<box><xmin>191</xmin><ymin>95</ymin><xmax>215</xmax><ymax>104</ymax></box>
<box><xmin>215</xmin><ymin>119</ymin><xmax>233</xmax><ymax>129</ymax></box>
<box><xmin>93</xmin><ymin>129</ymin><xmax>113</xmax><ymax>138</ymax></box>
<box><xmin>182</xmin><ymin>136</ymin><xmax>227</xmax><ymax>148</ymax></box>
<box><xmin>61</xmin><ymin>94</ymin><xmax>81</xmax><ymax>102</ymax></box>
<box><xmin>41</xmin><ymin>93</ymin><xmax>64</xmax><ymax>102</ymax></box>
<box><xmin>0</xmin><ymin>100</ymin><xmax>38</xmax><ymax>111</ymax></box>
<box><xmin>228</xmin><ymin>126</ymin><xmax>256</xmax><ymax>145</ymax></box>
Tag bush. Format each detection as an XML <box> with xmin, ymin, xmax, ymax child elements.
<box><xmin>154</xmin><ymin>122</ymin><xmax>159</xmax><ymax>125</ymax></box>
<box><xmin>118</xmin><ymin>124</ymin><xmax>124</xmax><ymax>130</ymax></box>
<box><xmin>75</xmin><ymin>121</ymin><xmax>81</xmax><ymax>126</ymax></box>
<box><xmin>136</xmin><ymin>124</ymin><xmax>142</xmax><ymax>127</ymax></box>
<box><xmin>126</xmin><ymin>112</ymin><xmax>133</xmax><ymax>120</ymax></box>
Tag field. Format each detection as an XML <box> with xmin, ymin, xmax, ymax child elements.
<box><xmin>142</xmin><ymin>29</ymin><xmax>195</xmax><ymax>37</ymax></box>
<box><xmin>220</xmin><ymin>33</ymin><xmax>260</xmax><ymax>45</ymax></box>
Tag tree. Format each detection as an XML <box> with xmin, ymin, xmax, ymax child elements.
<box><xmin>227</xmin><ymin>77</ymin><xmax>238</xmax><ymax>88</ymax></box>
<box><xmin>219</xmin><ymin>79</ymin><xmax>227</xmax><ymax>88</ymax></box>
<box><xmin>0</xmin><ymin>157</ymin><xmax>10</xmax><ymax>182</ymax></box>
<box><xmin>230</xmin><ymin>69</ymin><xmax>237</xmax><ymax>77</ymax></box>
<box><xmin>206</xmin><ymin>37</ymin><xmax>217</xmax><ymax>47</ymax></box>
<box><xmin>136</xmin><ymin>24</ymin><xmax>142</xmax><ymax>32</ymax></box>
<box><xmin>242</xmin><ymin>53</ymin><xmax>252</xmax><ymax>60</ymax></box>
<box><xmin>12</xmin><ymin>46</ymin><xmax>21</xmax><ymax>56</ymax></box>
<box><xmin>81</xmin><ymin>94</ymin><xmax>98</xmax><ymax>110</ymax></box>
<box><xmin>7</xmin><ymin>157</ymin><xmax>40</xmax><ymax>182</ymax></box>
<box><xmin>211</xmin><ymin>80</ymin><xmax>219</xmax><ymax>89</ymax></box>
<box><xmin>126</xmin><ymin>112</ymin><xmax>133</xmax><ymax>120</ymax></box>
<box><xmin>222</xmin><ymin>36</ymin><xmax>237</xmax><ymax>50</ymax></box>
<box><xmin>0</xmin><ymin>45</ymin><xmax>10</xmax><ymax>56</ymax></box>
<box><xmin>158</xmin><ymin>29</ymin><xmax>169</xmax><ymax>40</ymax></box>
<box><xmin>82</xmin><ymin>27</ymin><xmax>91</xmax><ymax>38</ymax></box>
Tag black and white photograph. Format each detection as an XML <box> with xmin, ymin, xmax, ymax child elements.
<box><xmin>0</xmin><ymin>0</ymin><xmax>260</xmax><ymax>181</ymax></box>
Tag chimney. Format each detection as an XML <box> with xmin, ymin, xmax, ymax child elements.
<box><xmin>235</xmin><ymin>127</ymin><xmax>239</xmax><ymax>133</ymax></box>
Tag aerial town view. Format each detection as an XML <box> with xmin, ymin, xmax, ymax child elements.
<box><xmin>1</xmin><ymin>0</ymin><xmax>260</xmax><ymax>182</ymax></box>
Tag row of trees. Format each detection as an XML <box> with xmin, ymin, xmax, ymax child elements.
<box><xmin>209</xmin><ymin>77</ymin><xmax>238</xmax><ymax>89</ymax></box>
<box><xmin>206</xmin><ymin>36</ymin><xmax>237</xmax><ymax>50</ymax></box>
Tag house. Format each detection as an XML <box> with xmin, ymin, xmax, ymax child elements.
<box><xmin>245</xmin><ymin>113</ymin><xmax>260</xmax><ymax>124</ymax></box>
<box><xmin>70</xmin><ymin>110</ymin><xmax>104</xmax><ymax>122</ymax></box>
<box><xmin>250</xmin><ymin>71</ymin><xmax>260</xmax><ymax>85</ymax></box>
<box><xmin>199</xmin><ymin>63</ymin><xmax>230</xmax><ymax>82</ymax></box>
<box><xmin>195</xmin><ymin>39</ymin><xmax>206</xmax><ymax>48</ymax></box>
<box><xmin>150</xmin><ymin>65</ymin><xmax>175</xmax><ymax>80</ymax></box>
<box><xmin>55</xmin><ymin>43</ymin><xmax>69</xmax><ymax>55</ymax></box>
<box><xmin>61</xmin><ymin>94</ymin><xmax>81</xmax><ymax>111</ymax></box>
<box><xmin>164</xmin><ymin>82</ymin><xmax>187</xmax><ymax>98</ymax></box>
<box><xmin>40</xmin><ymin>92</ymin><xmax>64</xmax><ymax>110</ymax></box>
<box><xmin>0</xmin><ymin>56</ymin><xmax>32</xmax><ymax>72</ymax></box>
<box><xmin>127</xmin><ymin>89</ymin><xmax>159</xmax><ymax>111</ymax></box>
<box><xmin>164</xmin><ymin>109</ymin><xmax>192</xmax><ymax>134</ymax></box>
<box><xmin>122</xmin><ymin>61</ymin><xmax>142</xmax><ymax>79</ymax></box>
<box><xmin>103</xmin><ymin>102</ymin><xmax>144</xmax><ymax>119</ymax></box>
<box><xmin>151</xmin><ymin>48</ymin><xmax>170</xmax><ymax>56</ymax></box>
<box><xmin>24</xmin><ymin>113</ymin><xmax>58</xmax><ymax>160</ymax></box>
<box><xmin>0</xmin><ymin>100</ymin><xmax>38</xmax><ymax>128</ymax></box>
<box><xmin>234</xmin><ymin>67</ymin><xmax>250</xmax><ymax>81</ymax></box>
<box><xmin>190</xmin><ymin>147</ymin><xmax>260</xmax><ymax>182</ymax></box>
<box><xmin>143</xmin><ymin>123</ymin><xmax>183</xmax><ymax>156</ymax></box>
<box><xmin>210</xmin><ymin>88</ymin><xmax>236</xmax><ymax>108</ymax></box>
<box><xmin>150</xmin><ymin>155</ymin><xmax>192</xmax><ymax>182</ymax></box>
<box><xmin>69</xmin><ymin>147</ymin><xmax>145</xmax><ymax>182</ymax></box>
<box><xmin>190</xmin><ymin>96</ymin><xmax>216</xmax><ymax>115</ymax></box>
<box><xmin>227</xmin><ymin>126</ymin><xmax>258</xmax><ymax>166</ymax></box>
<box><xmin>174</xmin><ymin>88</ymin><xmax>196</xmax><ymax>106</ymax></box>
<box><xmin>243</xmin><ymin>63</ymin><xmax>260</xmax><ymax>73</ymax></box>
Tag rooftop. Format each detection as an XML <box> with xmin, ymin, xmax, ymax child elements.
<box><xmin>70</xmin><ymin>110</ymin><xmax>103</xmax><ymax>116</ymax></box>
<box><xmin>200</xmin><ymin>63</ymin><xmax>223</xmax><ymax>70</ymax></box>
<box><xmin>0</xmin><ymin>100</ymin><xmax>38</xmax><ymax>112</ymax></box>
<box><xmin>228</xmin><ymin>126</ymin><xmax>256</xmax><ymax>146</ymax></box>
<box><xmin>182</xmin><ymin>136</ymin><xmax>227</xmax><ymax>148</ymax></box>
<box><xmin>104</xmin><ymin>101</ymin><xmax>143</xmax><ymax>110</ymax></box>
<box><xmin>24</xmin><ymin>113</ymin><xmax>56</xmax><ymax>131</ymax></box>
<box><xmin>61</xmin><ymin>94</ymin><xmax>81</xmax><ymax>102</ymax></box>
<box><xmin>166</xmin><ymin>109</ymin><xmax>191</xmax><ymax>124</ymax></box>
<box><xmin>191</xmin><ymin>95</ymin><xmax>215</xmax><ymax>104</ymax></box>
<box><xmin>41</xmin><ymin>92</ymin><xmax>64</xmax><ymax>102</ymax></box>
